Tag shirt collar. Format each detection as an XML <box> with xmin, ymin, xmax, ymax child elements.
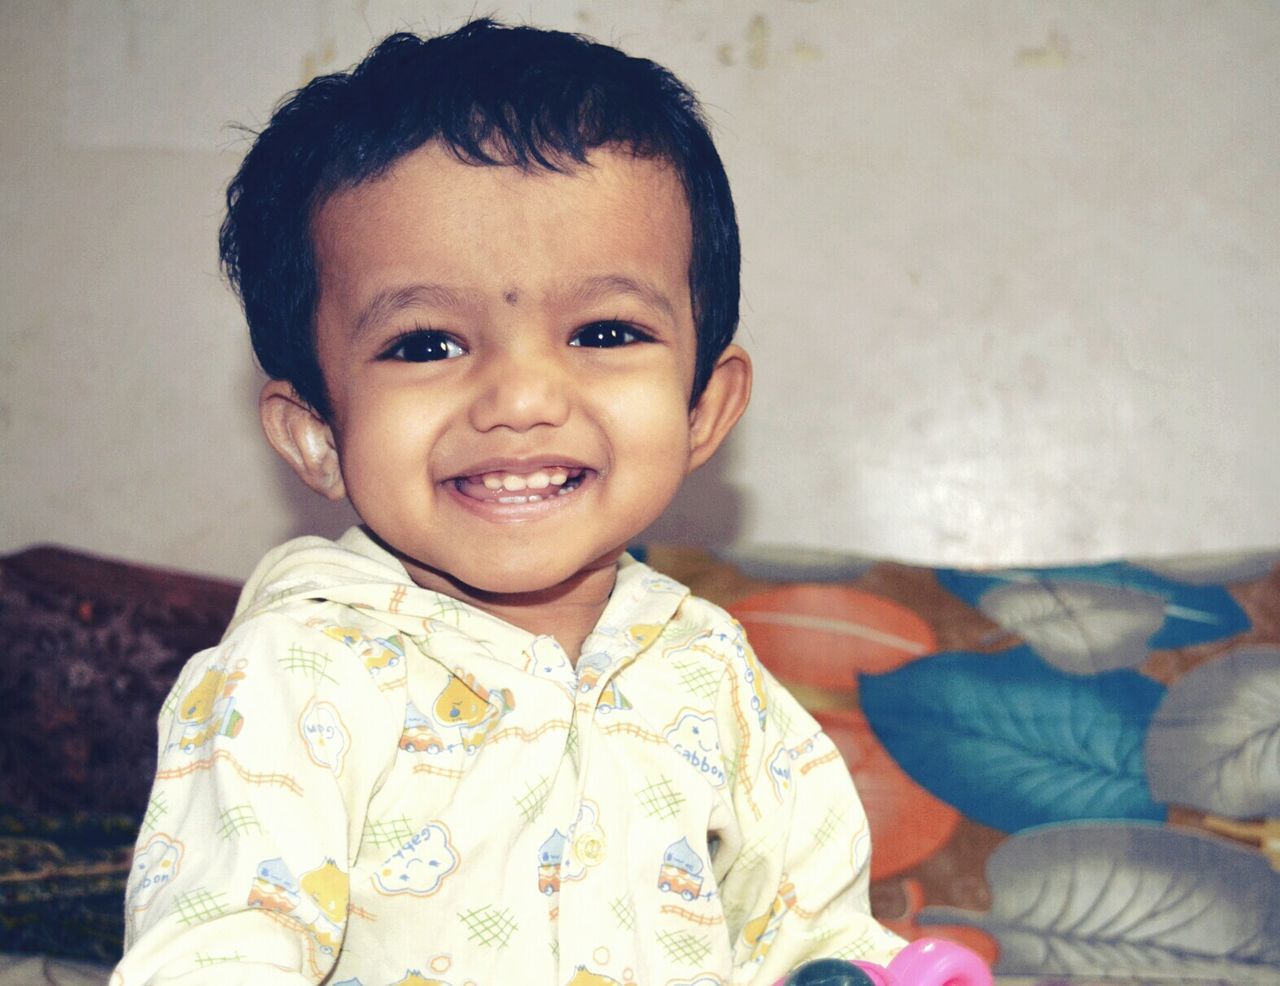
<box><xmin>232</xmin><ymin>526</ymin><xmax>689</xmax><ymax>668</ymax></box>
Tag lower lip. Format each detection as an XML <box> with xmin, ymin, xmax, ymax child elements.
<box><xmin>444</xmin><ymin>471</ymin><xmax>596</xmax><ymax>521</ymax></box>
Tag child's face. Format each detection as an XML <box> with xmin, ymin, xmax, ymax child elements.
<box><xmin>266</xmin><ymin>143</ymin><xmax>748</xmax><ymax>599</ymax></box>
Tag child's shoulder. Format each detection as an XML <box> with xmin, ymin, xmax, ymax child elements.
<box><xmin>619</xmin><ymin>557</ymin><xmax>752</xmax><ymax>668</ymax></box>
<box><xmin>627</xmin><ymin>558</ymin><xmax>826</xmax><ymax>744</ymax></box>
<box><xmin>168</xmin><ymin>529</ymin><xmax>420</xmax><ymax>698</ymax></box>
<box><xmin>180</xmin><ymin>601</ymin><xmax>402</xmax><ymax>688</ymax></box>
<box><xmin>615</xmin><ymin>553</ymin><xmax>743</xmax><ymax>646</ymax></box>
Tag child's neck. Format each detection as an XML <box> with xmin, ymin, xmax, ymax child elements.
<box><xmin>397</xmin><ymin>552</ymin><xmax>620</xmax><ymax>665</ymax></box>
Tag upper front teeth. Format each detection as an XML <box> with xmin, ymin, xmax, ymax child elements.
<box><xmin>480</xmin><ymin>469</ymin><xmax>571</xmax><ymax>492</ymax></box>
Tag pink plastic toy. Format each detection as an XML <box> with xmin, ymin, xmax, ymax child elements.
<box><xmin>776</xmin><ymin>936</ymin><xmax>993</xmax><ymax>986</ymax></box>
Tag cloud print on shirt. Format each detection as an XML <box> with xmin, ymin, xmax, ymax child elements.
<box><xmin>372</xmin><ymin>821</ymin><xmax>458</xmax><ymax>897</ymax></box>
<box><xmin>664</xmin><ymin>709</ymin><xmax>727</xmax><ymax>788</ymax></box>
<box><xmin>299</xmin><ymin>699</ymin><xmax>351</xmax><ymax>775</ymax></box>
<box><xmin>127</xmin><ymin>834</ymin><xmax>184</xmax><ymax>912</ymax></box>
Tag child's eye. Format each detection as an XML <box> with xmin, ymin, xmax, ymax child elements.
<box><xmin>380</xmin><ymin>329</ymin><xmax>465</xmax><ymax>362</ymax></box>
<box><xmin>569</xmin><ymin>321</ymin><xmax>652</xmax><ymax>348</ymax></box>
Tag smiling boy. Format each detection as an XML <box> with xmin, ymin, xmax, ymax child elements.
<box><xmin>115</xmin><ymin>19</ymin><xmax>902</xmax><ymax>985</ymax></box>
<box><xmin>277</xmin><ymin>142</ymin><xmax>735</xmax><ymax>658</ymax></box>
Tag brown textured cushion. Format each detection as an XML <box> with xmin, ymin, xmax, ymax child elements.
<box><xmin>0</xmin><ymin>546</ymin><xmax>238</xmax><ymax>817</ymax></box>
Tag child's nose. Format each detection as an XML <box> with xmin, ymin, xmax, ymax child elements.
<box><xmin>467</xmin><ymin>345</ymin><xmax>571</xmax><ymax>433</ymax></box>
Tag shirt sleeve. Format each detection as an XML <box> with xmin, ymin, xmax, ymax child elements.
<box><xmin>712</xmin><ymin>621</ymin><xmax>906</xmax><ymax>985</ymax></box>
<box><xmin>113</xmin><ymin>609</ymin><xmax>403</xmax><ymax>985</ymax></box>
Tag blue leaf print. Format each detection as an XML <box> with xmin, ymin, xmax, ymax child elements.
<box><xmin>859</xmin><ymin>646</ymin><xmax>1166</xmax><ymax>832</ymax></box>
<box><xmin>936</xmin><ymin>563</ymin><xmax>1250</xmax><ymax>651</ymax></box>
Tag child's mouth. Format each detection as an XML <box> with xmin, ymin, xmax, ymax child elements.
<box><xmin>452</xmin><ymin>467</ymin><xmax>589</xmax><ymax>504</ymax></box>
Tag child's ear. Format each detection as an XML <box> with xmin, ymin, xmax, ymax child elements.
<box><xmin>687</xmin><ymin>344</ymin><xmax>752</xmax><ymax>472</ymax></box>
<box><xmin>259</xmin><ymin>380</ymin><xmax>347</xmax><ymax>501</ymax></box>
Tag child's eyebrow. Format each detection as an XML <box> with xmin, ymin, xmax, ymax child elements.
<box><xmin>347</xmin><ymin>275</ymin><xmax>677</xmax><ymax>339</ymax></box>
<box><xmin>351</xmin><ymin>282</ymin><xmax>472</xmax><ymax>339</ymax></box>
<box><xmin>563</xmin><ymin>274</ymin><xmax>678</xmax><ymax>323</ymax></box>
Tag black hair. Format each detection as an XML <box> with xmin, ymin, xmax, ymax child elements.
<box><xmin>219</xmin><ymin>17</ymin><xmax>740</xmax><ymax>418</ymax></box>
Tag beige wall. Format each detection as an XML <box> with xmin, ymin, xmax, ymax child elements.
<box><xmin>3</xmin><ymin>0</ymin><xmax>1278</xmax><ymax>579</ymax></box>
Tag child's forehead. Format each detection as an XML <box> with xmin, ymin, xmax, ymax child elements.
<box><xmin>312</xmin><ymin>142</ymin><xmax>694</xmax><ymax>308</ymax></box>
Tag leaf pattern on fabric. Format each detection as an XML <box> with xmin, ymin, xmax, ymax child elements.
<box><xmin>918</xmin><ymin>823</ymin><xmax>1280</xmax><ymax>980</ymax></box>
<box><xmin>1145</xmin><ymin>645</ymin><xmax>1280</xmax><ymax>816</ymax></box>
<box><xmin>978</xmin><ymin>580</ymin><xmax>1165</xmax><ymax>673</ymax></box>
<box><xmin>936</xmin><ymin>563</ymin><xmax>1251</xmax><ymax>651</ymax></box>
<box><xmin>859</xmin><ymin>647</ymin><xmax>1165</xmax><ymax>832</ymax></box>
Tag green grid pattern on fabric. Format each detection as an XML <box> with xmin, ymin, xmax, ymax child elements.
<box><xmin>565</xmin><ymin>720</ymin><xmax>580</xmax><ymax>767</ymax></box>
<box><xmin>769</xmin><ymin>697</ymin><xmax>795</xmax><ymax>736</ymax></box>
<box><xmin>673</xmin><ymin>660</ymin><xmax>721</xmax><ymax>700</ymax></box>
<box><xmin>366</xmin><ymin>816</ymin><xmax>418</xmax><ymax>849</ymax></box>
<box><xmin>173</xmin><ymin>889</ymin><xmax>229</xmax><ymax>926</ymax></box>
<box><xmin>216</xmin><ymin>803</ymin><xmax>262</xmax><ymax>840</ymax></box>
<box><xmin>611</xmin><ymin>894</ymin><xmax>637</xmax><ymax>931</ymax></box>
<box><xmin>635</xmin><ymin>776</ymin><xmax>686</xmax><ymax>821</ymax></box>
<box><xmin>655</xmin><ymin>928</ymin><xmax>712</xmax><ymax>965</ymax></box>
<box><xmin>279</xmin><ymin>645</ymin><xmax>337</xmax><ymax>683</ymax></box>
<box><xmin>832</xmin><ymin>936</ymin><xmax>877</xmax><ymax>961</ymax></box>
<box><xmin>426</xmin><ymin>597</ymin><xmax>470</xmax><ymax>625</ymax></box>
<box><xmin>141</xmin><ymin>792</ymin><xmax>169</xmax><ymax>834</ymax></box>
<box><xmin>515</xmin><ymin>775</ymin><xmax>554</xmax><ymax>822</ymax></box>
<box><xmin>723</xmin><ymin>749</ymin><xmax>741</xmax><ymax>789</ymax></box>
<box><xmin>812</xmin><ymin>807</ymin><xmax>841</xmax><ymax>848</ymax></box>
<box><xmin>459</xmin><ymin>905</ymin><xmax>519</xmax><ymax>949</ymax></box>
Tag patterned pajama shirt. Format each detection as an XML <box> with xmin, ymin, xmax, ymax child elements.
<box><xmin>115</xmin><ymin>527</ymin><xmax>902</xmax><ymax>985</ymax></box>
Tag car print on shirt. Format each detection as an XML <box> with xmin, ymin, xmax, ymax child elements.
<box><xmin>248</xmin><ymin>857</ymin><xmax>298</xmax><ymax>912</ymax></box>
<box><xmin>307</xmin><ymin>620</ymin><xmax>405</xmax><ymax>675</ymax></box>
<box><xmin>576</xmin><ymin>650</ymin><xmax>612</xmax><ymax>693</ymax></box>
<box><xmin>537</xmin><ymin>828</ymin><xmax>568</xmax><ymax>895</ymax></box>
<box><xmin>247</xmin><ymin>857</ymin><xmax>347</xmax><ymax>954</ymax></box>
<box><xmin>657</xmin><ymin>837</ymin><xmax>706</xmax><ymax>901</ymax></box>
<box><xmin>399</xmin><ymin>701</ymin><xmax>446</xmax><ymax>754</ymax></box>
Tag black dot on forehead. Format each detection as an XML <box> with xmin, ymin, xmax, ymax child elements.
<box><xmin>503</xmin><ymin>289</ymin><xmax>519</xmax><ymax>306</ymax></box>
